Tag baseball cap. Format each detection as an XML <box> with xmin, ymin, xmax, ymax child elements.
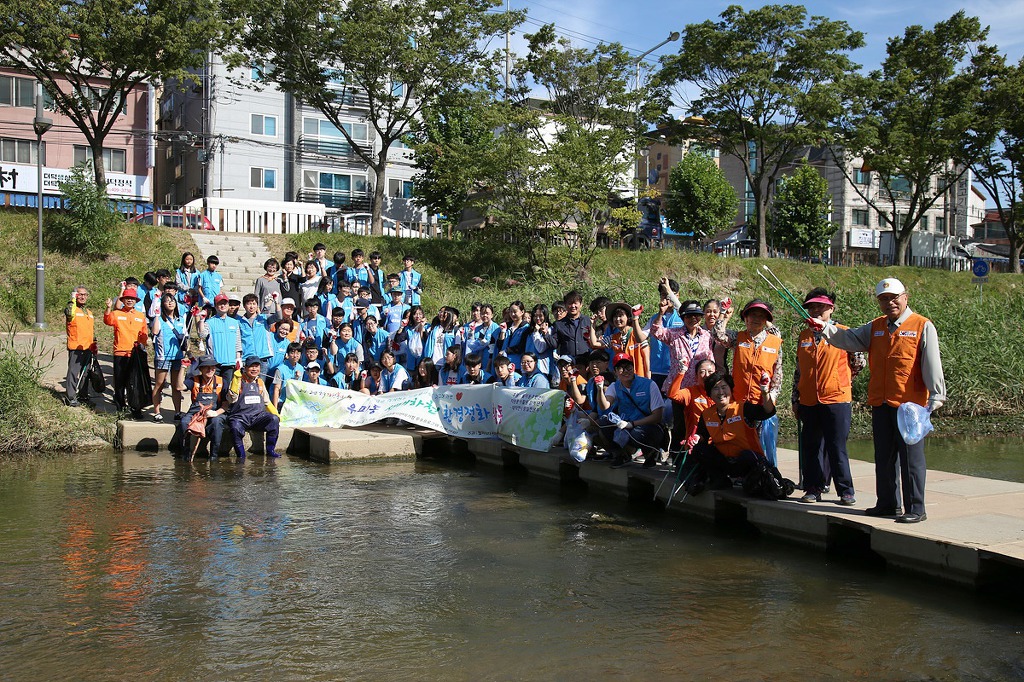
<box><xmin>280</xmin><ymin>298</ymin><xmax>296</xmax><ymax>308</ymax></box>
<box><xmin>556</xmin><ymin>354</ymin><xmax>575</xmax><ymax>366</ymax></box>
<box><xmin>244</xmin><ymin>355</ymin><xmax>261</xmax><ymax>366</ymax></box>
<box><xmin>306</xmin><ymin>361</ymin><xmax>321</xmax><ymax>370</ymax></box>
<box><xmin>875</xmin><ymin>278</ymin><xmax>906</xmax><ymax>297</ymax></box>
<box><xmin>612</xmin><ymin>352</ymin><xmax>633</xmax><ymax>367</ymax></box>
<box><xmin>228</xmin><ymin>291</ymin><xmax>242</xmax><ymax>303</ymax></box>
<box><xmin>679</xmin><ymin>301</ymin><xmax>703</xmax><ymax>317</ymax></box>
<box><xmin>120</xmin><ymin>288</ymin><xmax>139</xmax><ymax>301</ymax></box>
<box><xmin>214</xmin><ymin>294</ymin><xmax>229</xmax><ymax>304</ymax></box>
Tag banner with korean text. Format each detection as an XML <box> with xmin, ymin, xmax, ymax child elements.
<box><xmin>279</xmin><ymin>381</ymin><xmax>565</xmax><ymax>452</ymax></box>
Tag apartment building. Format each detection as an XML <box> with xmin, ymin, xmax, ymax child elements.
<box><xmin>0</xmin><ymin>67</ymin><xmax>154</xmax><ymax>208</ymax></box>
<box><xmin>156</xmin><ymin>55</ymin><xmax>425</xmax><ymax>225</ymax></box>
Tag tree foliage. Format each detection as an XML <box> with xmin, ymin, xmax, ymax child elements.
<box><xmin>662</xmin><ymin>151</ymin><xmax>736</xmax><ymax>240</ymax></box>
<box><xmin>964</xmin><ymin>57</ymin><xmax>1024</xmax><ymax>273</ymax></box>
<box><xmin>770</xmin><ymin>161</ymin><xmax>835</xmax><ymax>253</ymax></box>
<box><xmin>231</xmin><ymin>0</ymin><xmax>519</xmax><ymax>235</ymax></box>
<box><xmin>0</xmin><ymin>0</ymin><xmax>228</xmax><ymax>188</ymax></box>
<box><xmin>657</xmin><ymin>4</ymin><xmax>863</xmax><ymax>257</ymax></box>
<box><xmin>827</xmin><ymin>11</ymin><xmax>999</xmax><ymax>265</ymax></box>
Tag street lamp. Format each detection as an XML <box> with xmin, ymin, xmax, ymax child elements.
<box><xmin>634</xmin><ymin>31</ymin><xmax>681</xmax><ymax>192</ymax></box>
<box><xmin>33</xmin><ymin>83</ymin><xmax>53</xmax><ymax>332</ymax></box>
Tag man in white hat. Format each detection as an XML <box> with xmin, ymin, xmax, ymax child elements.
<box><xmin>808</xmin><ymin>277</ymin><xmax>945</xmax><ymax>523</ymax></box>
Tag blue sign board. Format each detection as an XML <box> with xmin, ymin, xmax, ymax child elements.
<box><xmin>972</xmin><ymin>259</ymin><xmax>990</xmax><ymax>278</ymax></box>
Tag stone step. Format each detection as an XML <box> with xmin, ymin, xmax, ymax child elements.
<box><xmin>117</xmin><ymin>420</ymin><xmax>295</xmax><ymax>455</ymax></box>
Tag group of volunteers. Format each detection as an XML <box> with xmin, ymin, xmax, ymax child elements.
<box><xmin>63</xmin><ymin>239</ymin><xmax>945</xmax><ymax>523</ymax></box>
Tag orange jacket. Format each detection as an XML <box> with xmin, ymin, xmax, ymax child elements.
<box><xmin>673</xmin><ymin>382</ymin><xmax>711</xmax><ymax>446</ymax></box>
<box><xmin>732</xmin><ymin>331</ymin><xmax>781</xmax><ymax>404</ymax></box>
<box><xmin>66</xmin><ymin>305</ymin><xmax>95</xmax><ymax>351</ymax></box>
<box><xmin>103</xmin><ymin>307</ymin><xmax>148</xmax><ymax>357</ymax></box>
<box><xmin>867</xmin><ymin>313</ymin><xmax>929</xmax><ymax>408</ymax></box>
<box><xmin>701</xmin><ymin>402</ymin><xmax>764</xmax><ymax>458</ymax></box>
<box><xmin>796</xmin><ymin>326</ymin><xmax>852</xmax><ymax>406</ymax></box>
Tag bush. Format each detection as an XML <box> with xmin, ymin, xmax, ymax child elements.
<box><xmin>44</xmin><ymin>162</ymin><xmax>122</xmax><ymax>258</ymax></box>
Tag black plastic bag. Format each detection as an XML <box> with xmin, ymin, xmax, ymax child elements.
<box><xmin>126</xmin><ymin>346</ymin><xmax>153</xmax><ymax>410</ymax></box>
<box><xmin>88</xmin><ymin>353</ymin><xmax>106</xmax><ymax>394</ymax></box>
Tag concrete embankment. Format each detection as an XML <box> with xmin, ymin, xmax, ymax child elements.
<box><xmin>118</xmin><ymin>420</ymin><xmax>1024</xmax><ymax>598</ymax></box>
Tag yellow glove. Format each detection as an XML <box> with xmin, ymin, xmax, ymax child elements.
<box><xmin>265</xmin><ymin>401</ymin><xmax>279</xmax><ymax>417</ymax></box>
<box><xmin>229</xmin><ymin>370</ymin><xmax>242</xmax><ymax>396</ymax></box>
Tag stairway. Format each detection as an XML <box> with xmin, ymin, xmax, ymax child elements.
<box><xmin>189</xmin><ymin>232</ymin><xmax>275</xmax><ymax>298</ymax></box>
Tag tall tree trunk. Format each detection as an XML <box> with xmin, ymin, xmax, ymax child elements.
<box><xmin>756</xmin><ymin>194</ymin><xmax>768</xmax><ymax>258</ymax></box>
<box><xmin>371</xmin><ymin>161</ymin><xmax>386</xmax><ymax>236</ymax></box>
<box><xmin>1008</xmin><ymin>231</ymin><xmax>1022</xmax><ymax>274</ymax></box>
<box><xmin>90</xmin><ymin>137</ymin><xmax>107</xmax><ymax>192</ymax></box>
<box><xmin>894</xmin><ymin>231</ymin><xmax>910</xmax><ymax>266</ymax></box>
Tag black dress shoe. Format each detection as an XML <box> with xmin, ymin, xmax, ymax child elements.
<box><xmin>896</xmin><ymin>512</ymin><xmax>927</xmax><ymax>524</ymax></box>
<box><xmin>864</xmin><ymin>506</ymin><xmax>901</xmax><ymax>517</ymax></box>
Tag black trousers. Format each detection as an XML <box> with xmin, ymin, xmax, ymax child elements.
<box><xmin>112</xmin><ymin>355</ymin><xmax>138</xmax><ymax>415</ymax></box>
<box><xmin>691</xmin><ymin>442</ymin><xmax>759</xmax><ymax>482</ymax></box>
<box><xmin>799</xmin><ymin>402</ymin><xmax>854</xmax><ymax>497</ymax></box>
<box><xmin>872</xmin><ymin>404</ymin><xmax>927</xmax><ymax>515</ymax></box>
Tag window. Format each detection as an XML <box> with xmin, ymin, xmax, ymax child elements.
<box><xmin>391</xmin><ymin>81</ymin><xmax>405</xmax><ymax>98</ymax></box>
<box><xmin>250</xmin><ymin>167</ymin><xmax>277</xmax><ymax>189</ymax></box>
<box><xmin>73</xmin><ymin>146</ymin><xmax>126</xmax><ymax>173</ymax></box>
<box><xmin>250</xmin><ymin>65</ymin><xmax>263</xmax><ymax>82</ymax></box>
<box><xmin>0</xmin><ymin>137</ymin><xmax>44</xmax><ymax>164</ymax></box>
<box><xmin>853</xmin><ymin>168</ymin><xmax>870</xmax><ymax>185</ymax></box>
<box><xmin>935</xmin><ymin>216</ymin><xmax>946</xmax><ymax>233</ymax></box>
<box><xmin>0</xmin><ymin>75</ymin><xmax>36</xmax><ymax>107</ymax></box>
<box><xmin>388</xmin><ymin>179</ymin><xmax>413</xmax><ymax>198</ymax></box>
<box><xmin>304</xmin><ymin>170</ymin><xmax>368</xmax><ymax>193</ymax></box>
<box><xmin>389</xmin><ymin>138</ymin><xmax>409</xmax><ymax>150</ymax></box>
<box><xmin>302</xmin><ymin>117</ymin><xmax>367</xmax><ymax>141</ymax></box>
<box><xmin>851</xmin><ymin>209</ymin><xmax>869</xmax><ymax>226</ymax></box>
<box><xmin>251</xmin><ymin>114</ymin><xmax>277</xmax><ymax>137</ymax></box>
<box><xmin>656</xmin><ymin>152</ymin><xmax>662</xmax><ymax>160</ymax></box>
<box><xmin>920</xmin><ymin>215</ymin><xmax>929</xmax><ymax>231</ymax></box>
<box><xmin>889</xmin><ymin>176</ymin><xmax>911</xmax><ymax>195</ymax></box>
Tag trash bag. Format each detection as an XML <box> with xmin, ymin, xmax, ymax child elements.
<box><xmin>88</xmin><ymin>354</ymin><xmax>106</xmax><ymax>394</ymax></box>
<box><xmin>743</xmin><ymin>458</ymin><xmax>796</xmax><ymax>501</ymax></box>
<box><xmin>897</xmin><ymin>402</ymin><xmax>933</xmax><ymax>445</ymax></box>
<box><xmin>565</xmin><ymin>414</ymin><xmax>591</xmax><ymax>463</ymax></box>
<box><xmin>126</xmin><ymin>345</ymin><xmax>153</xmax><ymax>411</ymax></box>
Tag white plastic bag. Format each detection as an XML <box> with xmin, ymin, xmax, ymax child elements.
<box><xmin>565</xmin><ymin>414</ymin><xmax>591</xmax><ymax>463</ymax></box>
<box><xmin>897</xmin><ymin>402</ymin><xmax>933</xmax><ymax>445</ymax></box>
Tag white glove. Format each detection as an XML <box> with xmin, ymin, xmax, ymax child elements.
<box><xmin>927</xmin><ymin>399</ymin><xmax>943</xmax><ymax>413</ymax></box>
<box><xmin>617</xmin><ymin>420</ymin><xmax>631</xmax><ymax>430</ymax></box>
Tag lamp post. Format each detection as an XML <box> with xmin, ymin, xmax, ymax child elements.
<box><xmin>33</xmin><ymin>83</ymin><xmax>53</xmax><ymax>331</ymax></box>
<box><xmin>634</xmin><ymin>32</ymin><xmax>680</xmax><ymax>192</ymax></box>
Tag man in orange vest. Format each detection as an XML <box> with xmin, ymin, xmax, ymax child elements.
<box><xmin>64</xmin><ymin>285</ymin><xmax>97</xmax><ymax>407</ymax></box>
<box><xmin>792</xmin><ymin>288</ymin><xmax>865</xmax><ymax>506</ymax></box>
<box><xmin>811</xmin><ymin>278</ymin><xmax>945</xmax><ymax>524</ymax></box>
<box><xmin>104</xmin><ymin>287</ymin><xmax>149</xmax><ymax>419</ymax></box>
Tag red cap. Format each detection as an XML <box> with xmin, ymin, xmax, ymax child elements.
<box><xmin>214</xmin><ymin>294</ymin><xmax>229</xmax><ymax>304</ymax></box>
<box><xmin>612</xmin><ymin>352</ymin><xmax>633</xmax><ymax>367</ymax></box>
<box><xmin>120</xmin><ymin>288</ymin><xmax>139</xmax><ymax>301</ymax></box>
<box><xmin>802</xmin><ymin>295</ymin><xmax>834</xmax><ymax>309</ymax></box>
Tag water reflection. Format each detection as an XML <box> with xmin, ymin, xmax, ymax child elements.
<box><xmin>0</xmin><ymin>452</ymin><xmax>1020</xmax><ymax>681</ymax></box>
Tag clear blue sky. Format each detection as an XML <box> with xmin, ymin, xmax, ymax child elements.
<box><xmin>508</xmin><ymin>0</ymin><xmax>1024</xmax><ymax>89</ymax></box>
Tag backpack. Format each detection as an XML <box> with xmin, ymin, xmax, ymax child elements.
<box><xmin>742</xmin><ymin>458</ymin><xmax>795</xmax><ymax>501</ymax></box>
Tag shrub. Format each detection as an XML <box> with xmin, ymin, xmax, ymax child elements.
<box><xmin>44</xmin><ymin>162</ymin><xmax>121</xmax><ymax>259</ymax></box>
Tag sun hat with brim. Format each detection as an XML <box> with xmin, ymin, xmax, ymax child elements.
<box><xmin>197</xmin><ymin>356</ymin><xmax>218</xmax><ymax>368</ymax></box>
<box><xmin>120</xmin><ymin>288</ymin><xmax>140</xmax><ymax>300</ymax></box>
<box><xmin>606</xmin><ymin>302</ymin><xmax>634</xmax><ymax>322</ymax></box>
<box><xmin>802</xmin><ymin>295</ymin><xmax>835</xmax><ymax>309</ymax></box>
<box><xmin>679</xmin><ymin>302</ymin><xmax>704</xmax><ymax>317</ymax></box>
<box><xmin>612</xmin><ymin>352</ymin><xmax>634</xmax><ymax>367</ymax></box>
<box><xmin>740</xmin><ymin>301</ymin><xmax>774</xmax><ymax>322</ymax></box>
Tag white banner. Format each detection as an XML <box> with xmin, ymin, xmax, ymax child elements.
<box><xmin>279</xmin><ymin>381</ymin><xmax>565</xmax><ymax>452</ymax></box>
<box><xmin>0</xmin><ymin>163</ymin><xmax>151</xmax><ymax>198</ymax></box>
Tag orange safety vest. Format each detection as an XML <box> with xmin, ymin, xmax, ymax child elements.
<box><xmin>104</xmin><ymin>308</ymin><xmax>149</xmax><ymax>357</ymax></box>
<box><xmin>191</xmin><ymin>375</ymin><xmax>224</xmax><ymax>404</ymax></box>
<box><xmin>559</xmin><ymin>374</ymin><xmax>589</xmax><ymax>418</ymax></box>
<box><xmin>867</xmin><ymin>313</ymin><xmax>930</xmax><ymax>408</ymax></box>
<box><xmin>701</xmin><ymin>402</ymin><xmax>764</xmax><ymax>458</ymax></box>
<box><xmin>66</xmin><ymin>306</ymin><xmax>95</xmax><ymax>350</ymax></box>
<box><xmin>732</xmin><ymin>331</ymin><xmax>782</xmax><ymax>404</ymax></box>
<box><xmin>796</xmin><ymin>326</ymin><xmax>852</xmax><ymax>406</ymax></box>
<box><xmin>674</xmin><ymin>383</ymin><xmax>711</xmax><ymax>444</ymax></box>
<box><xmin>609</xmin><ymin>328</ymin><xmax>650</xmax><ymax>379</ymax></box>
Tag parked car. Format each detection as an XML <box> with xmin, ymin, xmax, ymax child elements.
<box><xmin>129</xmin><ymin>211</ymin><xmax>215</xmax><ymax>230</ymax></box>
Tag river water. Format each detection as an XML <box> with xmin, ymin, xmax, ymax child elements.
<box><xmin>0</xmin><ymin>449</ymin><xmax>1021</xmax><ymax>681</ymax></box>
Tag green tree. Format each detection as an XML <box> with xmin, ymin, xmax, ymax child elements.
<box><xmin>656</xmin><ymin>4</ymin><xmax>863</xmax><ymax>257</ymax></box>
<box><xmin>770</xmin><ymin>161</ymin><xmax>835</xmax><ymax>254</ymax></box>
<box><xmin>0</xmin><ymin>0</ymin><xmax>228</xmax><ymax>189</ymax></box>
<box><xmin>662</xmin><ymin>151</ymin><xmax>737</xmax><ymax>240</ymax></box>
<box><xmin>964</xmin><ymin>57</ymin><xmax>1024</xmax><ymax>273</ymax></box>
<box><xmin>231</xmin><ymin>0</ymin><xmax>520</xmax><ymax>236</ymax></box>
<box><xmin>827</xmin><ymin>12</ymin><xmax>1000</xmax><ymax>265</ymax></box>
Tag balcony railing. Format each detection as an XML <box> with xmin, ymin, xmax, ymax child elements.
<box><xmin>296</xmin><ymin>188</ymin><xmax>372</xmax><ymax>212</ymax></box>
<box><xmin>297</xmin><ymin>135</ymin><xmax>371</xmax><ymax>165</ymax></box>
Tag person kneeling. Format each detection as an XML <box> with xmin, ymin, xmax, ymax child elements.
<box><xmin>688</xmin><ymin>370</ymin><xmax>779</xmax><ymax>495</ymax></box>
<box><xmin>594</xmin><ymin>353</ymin><xmax>665</xmax><ymax>469</ymax></box>
<box><xmin>227</xmin><ymin>355</ymin><xmax>281</xmax><ymax>460</ymax></box>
